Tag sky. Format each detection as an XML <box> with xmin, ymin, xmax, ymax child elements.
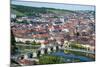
<box><xmin>11</xmin><ymin>0</ymin><xmax>95</xmax><ymax>11</ymax></box>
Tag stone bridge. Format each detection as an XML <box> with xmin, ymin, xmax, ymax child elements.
<box><xmin>14</xmin><ymin>43</ymin><xmax>63</xmax><ymax>60</ymax></box>
<box><xmin>15</xmin><ymin>43</ymin><xmax>95</xmax><ymax>61</ymax></box>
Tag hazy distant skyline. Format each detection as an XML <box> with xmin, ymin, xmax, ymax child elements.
<box><xmin>11</xmin><ymin>0</ymin><xmax>95</xmax><ymax>11</ymax></box>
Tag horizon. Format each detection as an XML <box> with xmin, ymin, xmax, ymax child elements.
<box><xmin>11</xmin><ymin>1</ymin><xmax>95</xmax><ymax>11</ymax></box>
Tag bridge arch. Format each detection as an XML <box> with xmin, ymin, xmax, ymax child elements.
<box><xmin>37</xmin><ymin>50</ymin><xmax>41</xmax><ymax>57</ymax></box>
<box><xmin>44</xmin><ymin>48</ymin><xmax>48</xmax><ymax>54</ymax></box>
<box><xmin>27</xmin><ymin>52</ymin><xmax>33</xmax><ymax>58</ymax></box>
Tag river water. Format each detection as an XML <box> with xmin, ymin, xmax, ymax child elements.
<box><xmin>48</xmin><ymin>51</ymin><xmax>94</xmax><ymax>62</ymax></box>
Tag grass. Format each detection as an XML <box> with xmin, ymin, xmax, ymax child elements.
<box><xmin>38</xmin><ymin>55</ymin><xmax>65</xmax><ymax>64</ymax></box>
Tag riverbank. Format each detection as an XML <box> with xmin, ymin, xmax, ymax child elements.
<box><xmin>64</xmin><ymin>50</ymin><xmax>95</xmax><ymax>60</ymax></box>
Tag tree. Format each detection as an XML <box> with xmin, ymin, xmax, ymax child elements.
<box><xmin>36</xmin><ymin>42</ymin><xmax>41</xmax><ymax>45</ymax></box>
<box><xmin>25</xmin><ymin>41</ymin><xmax>31</xmax><ymax>44</ymax></box>
<box><xmin>32</xmin><ymin>41</ymin><xmax>41</xmax><ymax>45</ymax></box>
<box><xmin>11</xmin><ymin>29</ymin><xmax>18</xmax><ymax>55</ymax></box>
<box><xmin>39</xmin><ymin>55</ymin><xmax>64</xmax><ymax>64</ymax></box>
<box><xmin>32</xmin><ymin>41</ymin><xmax>36</xmax><ymax>45</ymax></box>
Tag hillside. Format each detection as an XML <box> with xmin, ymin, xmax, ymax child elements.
<box><xmin>11</xmin><ymin>4</ymin><xmax>75</xmax><ymax>17</ymax></box>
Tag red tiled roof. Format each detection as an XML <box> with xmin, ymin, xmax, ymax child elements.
<box><xmin>19</xmin><ymin>59</ymin><xmax>33</xmax><ymax>65</ymax></box>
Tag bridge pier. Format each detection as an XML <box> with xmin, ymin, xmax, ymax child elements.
<box><xmin>24</xmin><ymin>54</ymin><xmax>28</xmax><ymax>59</ymax></box>
<box><xmin>53</xmin><ymin>46</ymin><xmax>56</xmax><ymax>51</ymax></box>
<box><xmin>33</xmin><ymin>52</ymin><xmax>37</xmax><ymax>58</ymax></box>
<box><xmin>40</xmin><ymin>49</ymin><xmax>45</xmax><ymax>55</ymax></box>
<box><xmin>47</xmin><ymin>47</ymin><xmax>51</xmax><ymax>54</ymax></box>
<box><xmin>58</xmin><ymin>45</ymin><xmax>62</xmax><ymax>49</ymax></box>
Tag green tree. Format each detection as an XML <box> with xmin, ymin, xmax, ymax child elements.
<box><xmin>31</xmin><ymin>41</ymin><xmax>41</xmax><ymax>45</ymax></box>
<box><xmin>32</xmin><ymin>41</ymin><xmax>36</xmax><ymax>45</ymax></box>
<box><xmin>11</xmin><ymin>29</ymin><xmax>18</xmax><ymax>55</ymax></box>
<box><xmin>39</xmin><ymin>55</ymin><xmax>64</xmax><ymax>64</ymax></box>
<box><xmin>25</xmin><ymin>41</ymin><xmax>31</xmax><ymax>44</ymax></box>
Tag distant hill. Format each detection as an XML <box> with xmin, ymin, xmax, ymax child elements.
<box><xmin>11</xmin><ymin>4</ymin><xmax>76</xmax><ymax>17</ymax></box>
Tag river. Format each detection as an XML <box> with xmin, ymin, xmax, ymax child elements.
<box><xmin>48</xmin><ymin>51</ymin><xmax>94</xmax><ymax>62</ymax></box>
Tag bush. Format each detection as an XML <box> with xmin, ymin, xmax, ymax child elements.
<box><xmin>25</xmin><ymin>41</ymin><xmax>31</xmax><ymax>44</ymax></box>
<box><xmin>70</xmin><ymin>43</ymin><xmax>87</xmax><ymax>50</ymax></box>
<box><xmin>39</xmin><ymin>55</ymin><xmax>64</xmax><ymax>64</ymax></box>
<box><xmin>31</xmin><ymin>41</ymin><xmax>41</xmax><ymax>45</ymax></box>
